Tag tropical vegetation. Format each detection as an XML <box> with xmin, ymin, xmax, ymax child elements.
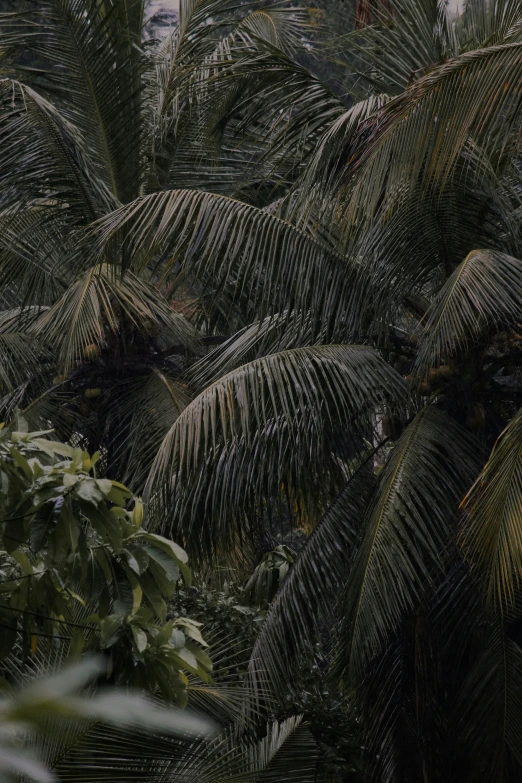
<box><xmin>1</xmin><ymin>0</ymin><xmax>522</xmax><ymax>779</ymax></box>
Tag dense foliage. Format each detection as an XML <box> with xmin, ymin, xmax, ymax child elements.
<box><xmin>1</xmin><ymin>0</ymin><xmax>522</xmax><ymax>780</ymax></box>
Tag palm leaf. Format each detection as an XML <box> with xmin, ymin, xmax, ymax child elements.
<box><xmin>415</xmin><ymin>249</ymin><xmax>522</xmax><ymax>377</ymax></box>
<box><xmin>120</xmin><ymin>369</ymin><xmax>192</xmax><ymax>492</ymax></box>
<box><xmin>0</xmin><ymin>80</ymin><xmax>114</xmax><ymax>220</ymax></box>
<box><xmin>145</xmin><ymin>345</ymin><xmax>407</xmax><ymax>560</ymax></box>
<box><xmin>93</xmin><ymin>189</ymin><xmax>359</xmax><ymax>335</ymax></box>
<box><xmin>455</xmin><ymin>0</ymin><xmax>522</xmax><ymax>52</ymax></box>
<box><xmin>336</xmin><ymin>405</ymin><xmax>482</xmax><ymax>683</ymax></box>
<box><xmin>461</xmin><ymin>406</ymin><xmax>522</xmax><ymax>612</ymax></box>
<box><xmin>33</xmin><ymin>264</ymin><xmax>199</xmax><ymax>371</ymax></box>
<box><xmin>0</xmin><ymin>0</ymin><xmax>146</xmax><ymax>202</ymax></box>
<box><xmin>332</xmin><ymin>0</ymin><xmax>457</xmax><ymax>97</ymax></box>
<box><xmin>187</xmin><ymin>311</ymin><xmax>321</xmax><ymax>390</ymax></box>
<box><xmin>345</xmin><ymin>42</ymin><xmax>522</xmax><ymax>221</ymax></box>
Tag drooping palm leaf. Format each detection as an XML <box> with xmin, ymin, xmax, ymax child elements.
<box><xmin>455</xmin><ymin>0</ymin><xmax>522</xmax><ymax>52</ymax></box>
<box><xmin>415</xmin><ymin>249</ymin><xmax>522</xmax><ymax>377</ymax></box>
<box><xmin>331</xmin><ymin>0</ymin><xmax>457</xmax><ymax>98</ymax></box>
<box><xmin>187</xmin><ymin>311</ymin><xmax>320</xmax><ymax>390</ymax></box>
<box><xmin>120</xmin><ymin>369</ymin><xmax>191</xmax><ymax>492</ymax></box>
<box><xmin>461</xmin><ymin>406</ymin><xmax>522</xmax><ymax>612</ymax></box>
<box><xmin>93</xmin><ymin>189</ymin><xmax>359</xmax><ymax>334</ymax></box>
<box><xmin>335</xmin><ymin>405</ymin><xmax>482</xmax><ymax>683</ymax></box>
<box><xmin>145</xmin><ymin>345</ymin><xmax>407</xmax><ymax>560</ymax></box>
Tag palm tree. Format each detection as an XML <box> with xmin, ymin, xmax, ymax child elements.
<box><xmin>0</xmin><ymin>0</ymin><xmax>324</xmax><ymax>493</ymax></box>
<box><xmin>3</xmin><ymin>0</ymin><xmax>522</xmax><ymax>779</ymax></box>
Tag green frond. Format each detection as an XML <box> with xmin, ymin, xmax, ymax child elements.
<box><xmin>32</xmin><ymin>264</ymin><xmax>199</xmax><ymax>371</ymax></box>
<box><xmin>291</xmin><ymin>94</ymin><xmax>390</xmax><ymax>219</ymax></box>
<box><xmin>93</xmin><ymin>189</ymin><xmax>358</xmax><ymax>334</ymax></box>
<box><xmin>0</xmin><ymin>333</ymin><xmax>41</xmax><ymax>392</ymax></box>
<box><xmin>415</xmin><ymin>249</ymin><xmax>522</xmax><ymax>377</ymax></box>
<box><xmin>336</xmin><ymin>406</ymin><xmax>482</xmax><ymax>684</ymax></box>
<box><xmin>461</xmin><ymin>406</ymin><xmax>522</xmax><ymax>612</ymax></box>
<box><xmin>345</xmin><ymin>43</ymin><xmax>522</xmax><ymax>221</ymax></box>
<box><xmin>455</xmin><ymin>0</ymin><xmax>522</xmax><ymax>51</ymax></box>
<box><xmin>145</xmin><ymin>345</ymin><xmax>407</xmax><ymax>560</ymax></box>
<box><xmin>0</xmin><ymin>80</ymin><xmax>114</xmax><ymax>220</ymax></box>
<box><xmin>0</xmin><ymin>0</ymin><xmax>146</xmax><ymax>202</ymax></box>
<box><xmin>187</xmin><ymin>312</ymin><xmax>321</xmax><ymax>390</ymax></box>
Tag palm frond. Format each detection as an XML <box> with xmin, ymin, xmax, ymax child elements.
<box><xmin>333</xmin><ymin>0</ymin><xmax>457</xmax><ymax>97</ymax></box>
<box><xmin>145</xmin><ymin>345</ymin><xmax>407</xmax><ymax>560</ymax></box>
<box><xmin>415</xmin><ymin>249</ymin><xmax>522</xmax><ymax>377</ymax></box>
<box><xmin>461</xmin><ymin>406</ymin><xmax>522</xmax><ymax>612</ymax></box>
<box><xmin>455</xmin><ymin>0</ymin><xmax>522</xmax><ymax>52</ymax></box>
<box><xmin>290</xmin><ymin>94</ymin><xmax>390</xmax><ymax>222</ymax></box>
<box><xmin>336</xmin><ymin>406</ymin><xmax>482</xmax><ymax>683</ymax></box>
<box><xmin>0</xmin><ymin>80</ymin><xmax>114</xmax><ymax>220</ymax></box>
<box><xmin>345</xmin><ymin>43</ymin><xmax>522</xmax><ymax>221</ymax></box>
<box><xmin>187</xmin><ymin>311</ymin><xmax>320</xmax><ymax>390</ymax></box>
<box><xmin>0</xmin><ymin>0</ymin><xmax>146</xmax><ymax>202</ymax></box>
<box><xmin>33</xmin><ymin>264</ymin><xmax>199</xmax><ymax>371</ymax></box>
<box><xmin>0</xmin><ymin>333</ymin><xmax>42</xmax><ymax>392</ymax></box>
<box><xmin>121</xmin><ymin>370</ymin><xmax>191</xmax><ymax>492</ymax></box>
<box><xmin>93</xmin><ymin>189</ymin><xmax>359</xmax><ymax>335</ymax></box>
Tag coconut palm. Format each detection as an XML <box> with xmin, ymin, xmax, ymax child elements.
<box><xmin>3</xmin><ymin>0</ymin><xmax>522</xmax><ymax>780</ymax></box>
<box><xmin>0</xmin><ymin>0</ymin><xmax>329</xmax><ymax>494</ymax></box>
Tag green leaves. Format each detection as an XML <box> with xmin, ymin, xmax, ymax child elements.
<box><xmin>0</xmin><ymin>424</ymin><xmax>210</xmax><ymax>703</ymax></box>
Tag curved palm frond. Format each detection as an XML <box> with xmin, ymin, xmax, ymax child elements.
<box><xmin>290</xmin><ymin>94</ymin><xmax>390</xmax><ymax>220</ymax></box>
<box><xmin>0</xmin><ymin>333</ymin><xmax>42</xmax><ymax>392</ymax></box>
<box><xmin>345</xmin><ymin>43</ymin><xmax>522</xmax><ymax>221</ymax></box>
<box><xmin>0</xmin><ymin>80</ymin><xmax>114</xmax><ymax>220</ymax></box>
<box><xmin>461</xmin><ymin>406</ymin><xmax>522</xmax><ymax>612</ymax></box>
<box><xmin>415</xmin><ymin>249</ymin><xmax>522</xmax><ymax>377</ymax></box>
<box><xmin>0</xmin><ymin>0</ymin><xmax>145</xmax><ymax>202</ymax></box>
<box><xmin>32</xmin><ymin>264</ymin><xmax>200</xmax><ymax>371</ymax></box>
<box><xmin>187</xmin><ymin>311</ymin><xmax>321</xmax><ymax>390</ymax></box>
<box><xmin>145</xmin><ymin>345</ymin><xmax>407</xmax><ymax>559</ymax></box>
<box><xmin>335</xmin><ymin>406</ymin><xmax>482</xmax><ymax>683</ymax></box>
<box><xmin>239</xmin><ymin>7</ymin><xmax>312</xmax><ymax>53</ymax></box>
<box><xmin>93</xmin><ymin>189</ymin><xmax>359</xmax><ymax>335</ymax></box>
